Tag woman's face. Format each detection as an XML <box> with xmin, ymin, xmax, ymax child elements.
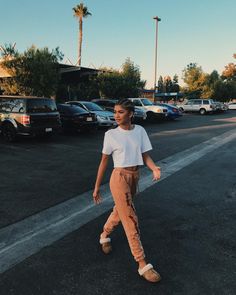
<box><xmin>114</xmin><ymin>105</ymin><xmax>133</xmax><ymax>125</ymax></box>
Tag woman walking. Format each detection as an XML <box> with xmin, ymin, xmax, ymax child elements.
<box><xmin>93</xmin><ymin>98</ymin><xmax>161</xmax><ymax>283</ymax></box>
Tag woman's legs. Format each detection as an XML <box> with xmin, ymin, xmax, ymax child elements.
<box><xmin>106</xmin><ymin>168</ymin><xmax>145</xmax><ymax>262</ymax></box>
<box><xmin>101</xmin><ymin>205</ymin><xmax>120</xmax><ymax>239</ymax></box>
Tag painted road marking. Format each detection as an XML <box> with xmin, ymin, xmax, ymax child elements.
<box><xmin>0</xmin><ymin>128</ymin><xmax>236</xmax><ymax>274</ymax></box>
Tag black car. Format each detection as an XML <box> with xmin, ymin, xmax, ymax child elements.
<box><xmin>56</xmin><ymin>104</ymin><xmax>97</xmax><ymax>132</ymax></box>
<box><xmin>0</xmin><ymin>96</ymin><xmax>61</xmax><ymax>142</ymax></box>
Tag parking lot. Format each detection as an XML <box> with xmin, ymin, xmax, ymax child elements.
<box><xmin>0</xmin><ymin>111</ymin><xmax>236</xmax><ymax>295</ymax></box>
<box><xmin>0</xmin><ymin>111</ymin><xmax>236</xmax><ymax>228</ymax></box>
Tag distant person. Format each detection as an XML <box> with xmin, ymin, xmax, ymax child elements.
<box><xmin>93</xmin><ymin>98</ymin><xmax>161</xmax><ymax>283</ymax></box>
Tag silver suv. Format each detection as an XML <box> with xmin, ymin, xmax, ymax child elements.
<box><xmin>178</xmin><ymin>99</ymin><xmax>216</xmax><ymax>115</ymax></box>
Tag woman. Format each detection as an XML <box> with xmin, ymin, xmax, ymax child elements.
<box><xmin>93</xmin><ymin>98</ymin><xmax>161</xmax><ymax>283</ymax></box>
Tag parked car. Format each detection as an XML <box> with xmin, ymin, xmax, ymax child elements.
<box><xmin>128</xmin><ymin>98</ymin><xmax>168</xmax><ymax>121</ymax></box>
<box><xmin>65</xmin><ymin>101</ymin><xmax>117</xmax><ymax>127</ymax></box>
<box><xmin>178</xmin><ymin>99</ymin><xmax>217</xmax><ymax>115</ymax></box>
<box><xmin>212</xmin><ymin>101</ymin><xmax>228</xmax><ymax>113</ymax></box>
<box><xmin>0</xmin><ymin>95</ymin><xmax>61</xmax><ymax>142</ymax></box>
<box><xmin>92</xmin><ymin>99</ymin><xmax>147</xmax><ymax>122</ymax></box>
<box><xmin>227</xmin><ymin>102</ymin><xmax>236</xmax><ymax>110</ymax></box>
<box><xmin>57</xmin><ymin>104</ymin><xmax>97</xmax><ymax>132</ymax></box>
<box><xmin>154</xmin><ymin>102</ymin><xmax>183</xmax><ymax>120</ymax></box>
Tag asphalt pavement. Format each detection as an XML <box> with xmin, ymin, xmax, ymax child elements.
<box><xmin>0</xmin><ymin>112</ymin><xmax>236</xmax><ymax>294</ymax></box>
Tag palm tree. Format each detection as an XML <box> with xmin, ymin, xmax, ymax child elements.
<box><xmin>73</xmin><ymin>3</ymin><xmax>92</xmax><ymax>66</ymax></box>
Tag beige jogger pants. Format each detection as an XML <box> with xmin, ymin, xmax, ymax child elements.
<box><xmin>101</xmin><ymin>168</ymin><xmax>145</xmax><ymax>262</ymax></box>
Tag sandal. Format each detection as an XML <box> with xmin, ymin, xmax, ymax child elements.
<box><xmin>138</xmin><ymin>263</ymin><xmax>161</xmax><ymax>283</ymax></box>
<box><xmin>99</xmin><ymin>237</ymin><xmax>112</xmax><ymax>254</ymax></box>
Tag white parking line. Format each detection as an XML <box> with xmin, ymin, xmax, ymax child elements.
<box><xmin>0</xmin><ymin>128</ymin><xmax>236</xmax><ymax>274</ymax></box>
<box><xmin>151</xmin><ymin>122</ymin><xmax>236</xmax><ymax>136</ymax></box>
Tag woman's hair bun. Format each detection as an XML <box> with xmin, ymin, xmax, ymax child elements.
<box><xmin>115</xmin><ymin>98</ymin><xmax>135</xmax><ymax>113</ymax></box>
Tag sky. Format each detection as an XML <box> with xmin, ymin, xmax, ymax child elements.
<box><xmin>1</xmin><ymin>0</ymin><xmax>236</xmax><ymax>88</ymax></box>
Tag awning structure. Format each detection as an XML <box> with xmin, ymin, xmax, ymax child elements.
<box><xmin>59</xmin><ymin>64</ymin><xmax>100</xmax><ymax>83</ymax></box>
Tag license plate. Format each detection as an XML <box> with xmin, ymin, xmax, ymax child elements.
<box><xmin>86</xmin><ymin>117</ymin><xmax>93</xmax><ymax>121</ymax></box>
<box><xmin>45</xmin><ymin>128</ymin><xmax>52</xmax><ymax>132</ymax></box>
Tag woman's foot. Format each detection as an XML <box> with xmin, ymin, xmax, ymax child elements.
<box><xmin>138</xmin><ymin>263</ymin><xmax>161</xmax><ymax>283</ymax></box>
<box><xmin>99</xmin><ymin>237</ymin><xmax>112</xmax><ymax>254</ymax></box>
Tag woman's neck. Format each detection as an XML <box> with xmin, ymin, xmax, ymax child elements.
<box><xmin>119</xmin><ymin>123</ymin><xmax>134</xmax><ymax>130</ymax></box>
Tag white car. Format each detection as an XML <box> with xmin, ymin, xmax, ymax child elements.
<box><xmin>178</xmin><ymin>99</ymin><xmax>216</xmax><ymax>115</ymax></box>
<box><xmin>128</xmin><ymin>98</ymin><xmax>168</xmax><ymax>121</ymax></box>
<box><xmin>227</xmin><ymin>102</ymin><xmax>236</xmax><ymax>110</ymax></box>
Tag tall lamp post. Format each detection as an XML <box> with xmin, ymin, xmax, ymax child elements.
<box><xmin>153</xmin><ymin>16</ymin><xmax>161</xmax><ymax>100</ymax></box>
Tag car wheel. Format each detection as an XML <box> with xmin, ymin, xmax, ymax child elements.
<box><xmin>199</xmin><ymin>108</ymin><xmax>206</xmax><ymax>115</ymax></box>
<box><xmin>2</xmin><ymin>123</ymin><xmax>17</xmax><ymax>142</ymax></box>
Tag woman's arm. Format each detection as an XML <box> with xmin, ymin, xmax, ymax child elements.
<box><xmin>93</xmin><ymin>154</ymin><xmax>110</xmax><ymax>204</ymax></box>
<box><xmin>142</xmin><ymin>152</ymin><xmax>161</xmax><ymax>181</ymax></box>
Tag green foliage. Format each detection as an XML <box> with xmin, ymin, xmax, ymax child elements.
<box><xmin>182</xmin><ymin>59</ymin><xmax>236</xmax><ymax>101</ymax></box>
<box><xmin>182</xmin><ymin>63</ymin><xmax>206</xmax><ymax>98</ymax></box>
<box><xmin>73</xmin><ymin>3</ymin><xmax>92</xmax><ymax>19</ymax></box>
<box><xmin>96</xmin><ymin>58</ymin><xmax>146</xmax><ymax>98</ymax></box>
<box><xmin>222</xmin><ymin>63</ymin><xmax>236</xmax><ymax>81</ymax></box>
<box><xmin>157</xmin><ymin>74</ymin><xmax>180</xmax><ymax>93</ymax></box>
<box><xmin>0</xmin><ymin>43</ymin><xmax>18</xmax><ymax>59</ymax></box>
<box><xmin>0</xmin><ymin>46</ymin><xmax>63</xmax><ymax>97</ymax></box>
<box><xmin>213</xmin><ymin>80</ymin><xmax>236</xmax><ymax>102</ymax></box>
<box><xmin>157</xmin><ymin>76</ymin><xmax>164</xmax><ymax>93</ymax></box>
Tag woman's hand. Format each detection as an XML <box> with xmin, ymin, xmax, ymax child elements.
<box><xmin>93</xmin><ymin>188</ymin><xmax>102</xmax><ymax>204</ymax></box>
<box><xmin>152</xmin><ymin>166</ymin><xmax>161</xmax><ymax>181</ymax></box>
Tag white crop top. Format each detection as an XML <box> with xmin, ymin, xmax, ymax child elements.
<box><xmin>102</xmin><ymin>124</ymin><xmax>152</xmax><ymax>167</ymax></box>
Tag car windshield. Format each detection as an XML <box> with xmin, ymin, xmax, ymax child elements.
<box><xmin>26</xmin><ymin>99</ymin><xmax>57</xmax><ymax>113</ymax></box>
<box><xmin>66</xmin><ymin>105</ymin><xmax>87</xmax><ymax>114</ymax></box>
<box><xmin>82</xmin><ymin>102</ymin><xmax>104</xmax><ymax>111</ymax></box>
<box><xmin>141</xmin><ymin>98</ymin><xmax>153</xmax><ymax>106</ymax></box>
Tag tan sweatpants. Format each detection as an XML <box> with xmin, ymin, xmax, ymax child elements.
<box><xmin>101</xmin><ymin>168</ymin><xmax>145</xmax><ymax>262</ymax></box>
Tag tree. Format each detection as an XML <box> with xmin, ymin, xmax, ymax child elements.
<box><xmin>172</xmin><ymin>74</ymin><xmax>180</xmax><ymax>92</ymax></box>
<box><xmin>164</xmin><ymin>76</ymin><xmax>173</xmax><ymax>93</ymax></box>
<box><xmin>120</xmin><ymin>58</ymin><xmax>146</xmax><ymax>97</ymax></box>
<box><xmin>201</xmin><ymin>70</ymin><xmax>220</xmax><ymax>98</ymax></box>
<box><xmin>157</xmin><ymin>76</ymin><xmax>164</xmax><ymax>93</ymax></box>
<box><xmin>0</xmin><ymin>43</ymin><xmax>18</xmax><ymax>60</ymax></box>
<box><xmin>95</xmin><ymin>58</ymin><xmax>146</xmax><ymax>98</ymax></box>
<box><xmin>0</xmin><ymin>46</ymin><xmax>63</xmax><ymax>97</ymax></box>
<box><xmin>222</xmin><ymin>59</ymin><xmax>236</xmax><ymax>81</ymax></box>
<box><xmin>73</xmin><ymin>3</ymin><xmax>92</xmax><ymax>66</ymax></box>
<box><xmin>213</xmin><ymin>80</ymin><xmax>236</xmax><ymax>102</ymax></box>
<box><xmin>182</xmin><ymin>63</ymin><xmax>207</xmax><ymax>98</ymax></box>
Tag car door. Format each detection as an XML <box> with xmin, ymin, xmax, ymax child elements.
<box><xmin>184</xmin><ymin>100</ymin><xmax>193</xmax><ymax>111</ymax></box>
<box><xmin>191</xmin><ymin>100</ymin><xmax>202</xmax><ymax>112</ymax></box>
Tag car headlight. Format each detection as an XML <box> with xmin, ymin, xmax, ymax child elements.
<box><xmin>97</xmin><ymin>115</ymin><xmax>107</xmax><ymax>120</ymax></box>
<box><xmin>156</xmin><ymin>109</ymin><xmax>161</xmax><ymax>113</ymax></box>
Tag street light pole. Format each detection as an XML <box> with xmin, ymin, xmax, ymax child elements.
<box><xmin>153</xmin><ymin>16</ymin><xmax>161</xmax><ymax>100</ymax></box>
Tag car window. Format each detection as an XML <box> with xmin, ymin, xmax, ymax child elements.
<box><xmin>0</xmin><ymin>98</ymin><xmax>25</xmax><ymax>113</ymax></box>
<box><xmin>68</xmin><ymin>105</ymin><xmax>87</xmax><ymax>114</ymax></box>
<box><xmin>132</xmin><ymin>99</ymin><xmax>142</xmax><ymax>106</ymax></box>
<box><xmin>193</xmin><ymin>100</ymin><xmax>201</xmax><ymax>104</ymax></box>
<box><xmin>26</xmin><ymin>99</ymin><xmax>57</xmax><ymax>113</ymax></box>
<box><xmin>141</xmin><ymin>98</ymin><xmax>153</xmax><ymax>106</ymax></box>
<box><xmin>203</xmin><ymin>100</ymin><xmax>209</xmax><ymax>105</ymax></box>
<box><xmin>82</xmin><ymin>102</ymin><xmax>104</xmax><ymax>111</ymax></box>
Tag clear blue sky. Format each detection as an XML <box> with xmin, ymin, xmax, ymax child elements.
<box><xmin>1</xmin><ymin>0</ymin><xmax>236</xmax><ymax>87</ymax></box>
